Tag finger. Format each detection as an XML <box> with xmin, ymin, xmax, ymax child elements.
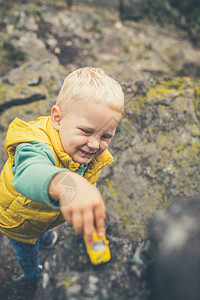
<box><xmin>60</xmin><ymin>207</ymin><xmax>72</xmax><ymax>224</ymax></box>
<box><xmin>94</xmin><ymin>205</ymin><xmax>106</xmax><ymax>237</ymax></box>
<box><xmin>83</xmin><ymin>209</ymin><xmax>94</xmax><ymax>245</ymax></box>
<box><xmin>72</xmin><ymin>211</ymin><xmax>83</xmax><ymax>235</ymax></box>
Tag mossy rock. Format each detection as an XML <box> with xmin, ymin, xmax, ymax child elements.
<box><xmin>0</xmin><ymin>61</ymin><xmax>68</xmax><ymax>170</ymax></box>
<box><xmin>99</xmin><ymin>76</ymin><xmax>200</xmax><ymax>241</ymax></box>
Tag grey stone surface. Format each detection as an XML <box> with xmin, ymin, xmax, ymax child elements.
<box><xmin>0</xmin><ymin>1</ymin><xmax>200</xmax><ymax>299</ymax></box>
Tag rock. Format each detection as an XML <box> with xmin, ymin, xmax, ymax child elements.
<box><xmin>1</xmin><ymin>1</ymin><xmax>200</xmax><ymax>80</ymax></box>
<box><xmin>119</xmin><ymin>0</ymin><xmax>180</xmax><ymax>25</ymax></box>
<box><xmin>32</xmin><ymin>225</ymin><xmax>148</xmax><ymax>300</ymax></box>
<box><xmin>0</xmin><ymin>60</ymin><xmax>68</xmax><ymax>170</ymax></box>
<box><xmin>99</xmin><ymin>77</ymin><xmax>200</xmax><ymax>241</ymax></box>
<box><xmin>42</xmin><ymin>272</ymin><xmax>49</xmax><ymax>289</ymax></box>
<box><xmin>0</xmin><ymin>2</ymin><xmax>200</xmax><ymax>300</ymax></box>
<box><xmin>148</xmin><ymin>196</ymin><xmax>200</xmax><ymax>300</ymax></box>
<box><xmin>169</xmin><ymin>0</ymin><xmax>199</xmax><ymax>14</ymax></box>
<box><xmin>178</xmin><ymin>62</ymin><xmax>200</xmax><ymax>78</ymax></box>
<box><xmin>1</xmin><ymin>73</ymin><xmax>200</xmax><ymax>242</ymax></box>
<box><xmin>14</xmin><ymin>10</ymin><xmax>38</xmax><ymax>31</ymax></box>
<box><xmin>11</xmin><ymin>32</ymin><xmax>58</xmax><ymax>63</ymax></box>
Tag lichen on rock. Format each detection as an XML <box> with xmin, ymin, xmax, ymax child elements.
<box><xmin>99</xmin><ymin>76</ymin><xmax>200</xmax><ymax>241</ymax></box>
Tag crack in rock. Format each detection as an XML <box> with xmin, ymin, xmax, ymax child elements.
<box><xmin>0</xmin><ymin>93</ymin><xmax>46</xmax><ymax>115</ymax></box>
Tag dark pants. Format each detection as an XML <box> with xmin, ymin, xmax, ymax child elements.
<box><xmin>8</xmin><ymin>237</ymin><xmax>41</xmax><ymax>286</ymax></box>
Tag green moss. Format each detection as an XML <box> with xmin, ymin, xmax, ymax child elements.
<box><xmin>133</xmin><ymin>41</ymin><xmax>142</xmax><ymax>48</ymax></box>
<box><xmin>0</xmin><ymin>35</ymin><xmax>27</xmax><ymax>71</ymax></box>
<box><xmin>90</xmin><ymin>17</ymin><xmax>102</xmax><ymax>33</ymax></box>
<box><xmin>160</xmin><ymin>77</ymin><xmax>192</xmax><ymax>89</ymax></box>
<box><xmin>113</xmin><ymin>261</ymin><xmax>119</xmax><ymax>268</ymax></box>
<box><xmin>194</xmin><ymin>16</ymin><xmax>200</xmax><ymax>32</ymax></box>
<box><xmin>193</xmin><ymin>84</ymin><xmax>200</xmax><ymax>122</ymax></box>
<box><xmin>126</xmin><ymin>95</ymin><xmax>148</xmax><ymax>115</ymax></box>
<box><xmin>8</xmin><ymin>76</ymin><xmax>48</xmax><ymax>100</ymax></box>
<box><xmin>0</xmin><ymin>85</ymin><xmax>10</xmax><ymax>104</ymax></box>
<box><xmin>148</xmin><ymin>86</ymin><xmax>174</xmax><ymax>99</ymax></box>
<box><xmin>24</xmin><ymin>7</ymin><xmax>39</xmax><ymax>16</ymax></box>
<box><xmin>143</xmin><ymin>78</ymin><xmax>195</xmax><ymax>116</ymax></box>
<box><xmin>64</xmin><ymin>277</ymin><xmax>73</xmax><ymax>287</ymax></box>
<box><xmin>123</xmin><ymin>44</ymin><xmax>130</xmax><ymax>54</ymax></box>
<box><xmin>86</xmin><ymin>44</ymin><xmax>98</xmax><ymax>61</ymax></box>
<box><xmin>105</xmin><ymin>178</ymin><xmax>119</xmax><ymax>198</ymax></box>
<box><xmin>1</xmin><ymin>2</ymin><xmax>13</xmax><ymax>15</ymax></box>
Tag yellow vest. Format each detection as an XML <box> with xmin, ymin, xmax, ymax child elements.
<box><xmin>0</xmin><ymin>117</ymin><xmax>113</xmax><ymax>244</ymax></box>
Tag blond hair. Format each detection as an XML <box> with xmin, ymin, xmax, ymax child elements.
<box><xmin>56</xmin><ymin>67</ymin><xmax>124</xmax><ymax>113</ymax></box>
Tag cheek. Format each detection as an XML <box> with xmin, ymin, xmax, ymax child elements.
<box><xmin>67</xmin><ymin>135</ymin><xmax>88</xmax><ymax>148</ymax></box>
<box><xmin>100</xmin><ymin>141</ymin><xmax>110</xmax><ymax>151</ymax></box>
<box><xmin>75</xmin><ymin>135</ymin><xmax>88</xmax><ymax>144</ymax></box>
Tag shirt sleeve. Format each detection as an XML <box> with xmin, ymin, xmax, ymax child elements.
<box><xmin>13</xmin><ymin>141</ymin><xmax>69</xmax><ymax>209</ymax></box>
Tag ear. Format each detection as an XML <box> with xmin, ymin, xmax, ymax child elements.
<box><xmin>50</xmin><ymin>105</ymin><xmax>62</xmax><ymax>131</ymax></box>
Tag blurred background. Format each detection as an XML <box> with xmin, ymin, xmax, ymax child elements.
<box><xmin>1</xmin><ymin>0</ymin><xmax>200</xmax><ymax>80</ymax></box>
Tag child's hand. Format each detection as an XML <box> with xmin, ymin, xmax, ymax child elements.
<box><xmin>48</xmin><ymin>172</ymin><xmax>106</xmax><ymax>245</ymax></box>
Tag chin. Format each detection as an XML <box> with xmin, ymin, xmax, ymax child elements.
<box><xmin>73</xmin><ymin>157</ymin><xmax>92</xmax><ymax>164</ymax></box>
<box><xmin>81</xmin><ymin>158</ymin><xmax>93</xmax><ymax>164</ymax></box>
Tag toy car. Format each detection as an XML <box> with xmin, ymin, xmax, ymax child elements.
<box><xmin>84</xmin><ymin>229</ymin><xmax>111</xmax><ymax>265</ymax></box>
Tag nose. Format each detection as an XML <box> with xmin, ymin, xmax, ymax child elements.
<box><xmin>87</xmin><ymin>135</ymin><xmax>100</xmax><ymax>150</ymax></box>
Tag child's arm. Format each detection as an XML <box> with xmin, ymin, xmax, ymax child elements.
<box><xmin>13</xmin><ymin>141</ymin><xmax>106</xmax><ymax>244</ymax></box>
<box><xmin>48</xmin><ymin>171</ymin><xmax>106</xmax><ymax>245</ymax></box>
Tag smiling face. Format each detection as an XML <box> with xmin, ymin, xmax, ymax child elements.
<box><xmin>51</xmin><ymin>101</ymin><xmax>122</xmax><ymax>164</ymax></box>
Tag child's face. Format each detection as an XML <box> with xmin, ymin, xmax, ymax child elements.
<box><xmin>51</xmin><ymin>101</ymin><xmax>122</xmax><ymax>164</ymax></box>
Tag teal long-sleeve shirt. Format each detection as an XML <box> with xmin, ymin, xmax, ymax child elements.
<box><xmin>12</xmin><ymin>141</ymin><xmax>88</xmax><ymax>209</ymax></box>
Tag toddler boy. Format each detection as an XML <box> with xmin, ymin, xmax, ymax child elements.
<box><xmin>0</xmin><ymin>67</ymin><xmax>124</xmax><ymax>286</ymax></box>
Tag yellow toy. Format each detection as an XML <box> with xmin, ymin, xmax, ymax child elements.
<box><xmin>84</xmin><ymin>229</ymin><xmax>111</xmax><ymax>265</ymax></box>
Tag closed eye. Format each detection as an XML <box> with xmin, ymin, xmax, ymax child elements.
<box><xmin>79</xmin><ymin>128</ymin><xmax>93</xmax><ymax>135</ymax></box>
<box><xmin>101</xmin><ymin>134</ymin><xmax>113</xmax><ymax>140</ymax></box>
